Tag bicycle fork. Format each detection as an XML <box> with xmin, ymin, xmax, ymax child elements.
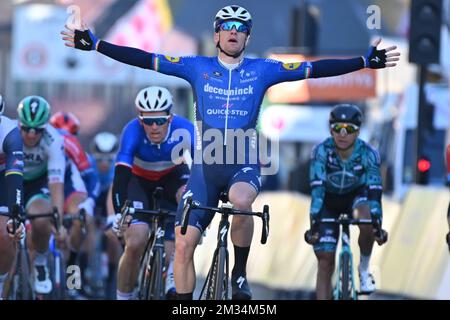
<box><xmin>334</xmin><ymin>223</ymin><xmax>357</xmax><ymax>300</ymax></box>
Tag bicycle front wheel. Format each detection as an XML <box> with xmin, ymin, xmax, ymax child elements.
<box><xmin>210</xmin><ymin>247</ymin><xmax>228</xmax><ymax>300</ymax></box>
<box><xmin>142</xmin><ymin>247</ymin><xmax>165</xmax><ymax>300</ymax></box>
<box><xmin>338</xmin><ymin>252</ymin><xmax>351</xmax><ymax>300</ymax></box>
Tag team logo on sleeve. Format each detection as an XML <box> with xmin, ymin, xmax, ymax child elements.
<box><xmin>164</xmin><ymin>56</ymin><xmax>181</xmax><ymax>63</ymax></box>
<box><xmin>282</xmin><ymin>62</ymin><xmax>301</xmax><ymax>71</ymax></box>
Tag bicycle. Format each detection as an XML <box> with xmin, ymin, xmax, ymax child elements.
<box><xmin>119</xmin><ymin>187</ymin><xmax>175</xmax><ymax>300</ymax></box>
<box><xmin>53</xmin><ymin>208</ymin><xmax>88</xmax><ymax>300</ymax></box>
<box><xmin>311</xmin><ymin>213</ymin><xmax>387</xmax><ymax>300</ymax></box>
<box><xmin>180</xmin><ymin>192</ymin><xmax>270</xmax><ymax>300</ymax></box>
<box><xmin>4</xmin><ymin>204</ymin><xmax>34</xmax><ymax>300</ymax></box>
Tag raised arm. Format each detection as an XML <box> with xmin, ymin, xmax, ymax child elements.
<box><xmin>61</xmin><ymin>24</ymin><xmax>152</xmax><ymax>69</ymax></box>
<box><xmin>312</xmin><ymin>38</ymin><xmax>400</xmax><ymax>77</ymax></box>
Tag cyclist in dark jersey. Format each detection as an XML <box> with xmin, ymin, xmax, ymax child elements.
<box><xmin>62</xmin><ymin>4</ymin><xmax>400</xmax><ymax>300</ymax></box>
<box><xmin>111</xmin><ymin>86</ymin><xmax>193</xmax><ymax>300</ymax></box>
<box><xmin>305</xmin><ymin>104</ymin><xmax>387</xmax><ymax>299</ymax></box>
<box><xmin>0</xmin><ymin>94</ymin><xmax>24</xmax><ymax>298</ymax></box>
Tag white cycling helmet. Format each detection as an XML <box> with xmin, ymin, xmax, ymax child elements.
<box><xmin>0</xmin><ymin>94</ymin><xmax>4</xmax><ymax>115</ymax></box>
<box><xmin>91</xmin><ymin>132</ymin><xmax>118</xmax><ymax>154</ymax></box>
<box><xmin>135</xmin><ymin>86</ymin><xmax>173</xmax><ymax>113</ymax></box>
<box><xmin>213</xmin><ymin>5</ymin><xmax>253</xmax><ymax>32</ymax></box>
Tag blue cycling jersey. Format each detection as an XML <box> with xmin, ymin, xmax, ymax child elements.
<box><xmin>89</xmin><ymin>154</ymin><xmax>114</xmax><ymax>194</ymax></box>
<box><xmin>116</xmin><ymin>115</ymin><xmax>194</xmax><ymax>180</ymax></box>
<box><xmin>151</xmin><ymin>55</ymin><xmax>312</xmax><ymax>159</ymax></box>
<box><xmin>0</xmin><ymin>116</ymin><xmax>24</xmax><ymax>215</ymax></box>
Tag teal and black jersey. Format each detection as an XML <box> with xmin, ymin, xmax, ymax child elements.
<box><xmin>309</xmin><ymin>137</ymin><xmax>383</xmax><ymax>218</ymax></box>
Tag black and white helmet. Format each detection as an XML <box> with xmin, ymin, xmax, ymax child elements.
<box><xmin>135</xmin><ymin>86</ymin><xmax>173</xmax><ymax>113</ymax></box>
<box><xmin>213</xmin><ymin>5</ymin><xmax>253</xmax><ymax>32</ymax></box>
<box><xmin>91</xmin><ymin>132</ymin><xmax>118</xmax><ymax>154</ymax></box>
<box><xmin>0</xmin><ymin>94</ymin><xmax>4</xmax><ymax>115</ymax></box>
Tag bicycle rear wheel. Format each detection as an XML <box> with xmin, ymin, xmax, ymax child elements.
<box><xmin>205</xmin><ymin>247</ymin><xmax>228</xmax><ymax>300</ymax></box>
<box><xmin>142</xmin><ymin>247</ymin><xmax>165</xmax><ymax>300</ymax></box>
<box><xmin>49</xmin><ymin>251</ymin><xmax>67</xmax><ymax>300</ymax></box>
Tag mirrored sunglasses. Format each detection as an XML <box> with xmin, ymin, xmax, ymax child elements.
<box><xmin>219</xmin><ymin>20</ymin><xmax>250</xmax><ymax>33</ymax></box>
<box><xmin>21</xmin><ymin>126</ymin><xmax>44</xmax><ymax>134</ymax></box>
<box><xmin>331</xmin><ymin>123</ymin><xmax>359</xmax><ymax>135</ymax></box>
<box><xmin>139</xmin><ymin>115</ymin><xmax>170</xmax><ymax>126</ymax></box>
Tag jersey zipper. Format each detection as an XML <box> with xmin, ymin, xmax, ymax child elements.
<box><xmin>340</xmin><ymin>162</ymin><xmax>346</xmax><ymax>193</ymax></box>
<box><xmin>224</xmin><ymin>68</ymin><xmax>232</xmax><ymax>146</ymax></box>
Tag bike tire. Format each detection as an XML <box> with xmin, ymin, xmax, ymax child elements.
<box><xmin>339</xmin><ymin>252</ymin><xmax>351</xmax><ymax>300</ymax></box>
<box><xmin>7</xmin><ymin>245</ymin><xmax>34</xmax><ymax>300</ymax></box>
<box><xmin>138</xmin><ymin>238</ymin><xmax>153</xmax><ymax>299</ymax></box>
<box><xmin>48</xmin><ymin>252</ymin><xmax>67</xmax><ymax>300</ymax></box>
<box><xmin>142</xmin><ymin>247</ymin><xmax>164</xmax><ymax>300</ymax></box>
<box><xmin>204</xmin><ymin>249</ymin><xmax>219</xmax><ymax>300</ymax></box>
<box><xmin>213</xmin><ymin>247</ymin><xmax>228</xmax><ymax>300</ymax></box>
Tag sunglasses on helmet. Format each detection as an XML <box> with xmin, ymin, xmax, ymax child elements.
<box><xmin>139</xmin><ymin>115</ymin><xmax>170</xmax><ymax>126</ymax></box>
<box><xmin>20</xmin><ymin>126</ymin><xmax>45</xmax><ymax>134</ymax></box>
<box><xmin>218</xmin><ymin>20</ymin><xmax>250</xmax><ymax>33</ymax></box>
<box><xmin>330</xmin><ymin>123</ymin><xmax>359</xmax><ymax>135</ymax></box>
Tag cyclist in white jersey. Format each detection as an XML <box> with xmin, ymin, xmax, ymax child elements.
<box><xmin>17</xmin><ymin>95</ymin><xmax>67</xmax><ymax>294</ymax></box>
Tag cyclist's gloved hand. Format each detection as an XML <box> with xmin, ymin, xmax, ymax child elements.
<box><xmin>78</xmin><ymin>197</ymin><xmax>95</xmax><ymax>216</ymax></box>
<box><xmin>6</xmin><ymin>218</ymin><xmax>25</xmax><ymax>241</ymax></box>
<box><xmin>112</xmin><ymin>213</ymin><xmax>131</xmax><ymax>238</ymax></box>
<box><xmin>364</xmin><ymin>45</ymin><xmax>386</xmax><ymax>69</ymax></box>
<box><xmin>372</xmin><ymin>218</ymin><xmax>388</xmax><ymax>245</ymax></box>
<box><xmin>74</xmin><ymin>29</ymin><xmax>99</xmax><ymax>51</ymax></box>
<box><xmin>304</xmin><ymin>218</ymin><xmax>319</xmax><ymax>245</ymax></box>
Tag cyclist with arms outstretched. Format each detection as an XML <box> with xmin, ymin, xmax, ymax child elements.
<box><xmin>62</xmin><ymin>4</ymin><xmax>400</xmax><ymax>300</ymax></box>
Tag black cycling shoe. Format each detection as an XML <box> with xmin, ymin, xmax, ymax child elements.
<box><xmin>231</xmin><ymin>273</ymin><xmax>252</xmax><ymax>300</ymax></box>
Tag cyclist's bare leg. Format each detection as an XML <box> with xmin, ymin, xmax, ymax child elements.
<box><xmin>105</xmin><ymin>185</ymin><xmax>121</xmax><ymax>265</ymax></box>
<box><xmin>66</xmin><ymin>192</ymin><xmax>88</xmax><ymax>251</ymax></box>
<box><xmin>355</xmin><ymin>205</ymin><xmax>374</xmax><ymax>256</ymax></box>
<box><xmin>164</xmin><ymin>240</ymin><xmax>174</xmax><ymax>269</ymax></box>
<box><xmin>0</xmin><ymin>216</ymin><xmax>15</xmax><ymax>273</ymax></box>
<box><xmin>174</xmin><ymin>226</ymin><xmax>201</xmax><ymax>296</ymax></box>
<box><xmin>0</xmin><ymin>215</ymin><xmax>16</xmax><ymax>296</ymax></box>
<box><xmin>117</xmin><ymin>223</ymin><xmax>149</xmax><ymax>298</ymax></box>
<box><xmin>228</xmin><ymin>182</ymin><xmax>256</xmax><ymax>247</ymax></box>
<box><xmin>28</xmin><ymin>198</ymin><xmax>53</xmax><ymax>253</ymax></box>
<box><xmin>315</xmin><ymin>251</ymin><xmax>335</xmax><ymax>300</ymax></box>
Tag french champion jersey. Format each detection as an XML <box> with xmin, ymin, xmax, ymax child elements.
<box><xmin>116</xmin><ymin>115</ymin><xmax>194</xmax><ymax>181</ymax></box>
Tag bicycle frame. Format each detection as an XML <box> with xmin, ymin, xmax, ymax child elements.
<box><xmin>120</xmin><ymin>188</ymin><xmax>175</xmax><ymax>300</ymax></box>
<box><xmin>180</xmin><ymin>194</ymin><xmax>269</xmax><ymax>300</ymax></box>
<box><xmin>319</xmin><ymin>214</ymin><xmax>373</xmax><ymax>300</ymax></box>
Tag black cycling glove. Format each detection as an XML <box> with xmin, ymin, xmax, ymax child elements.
<box><xmin>364</xmin><ymin>45</ymin><xmax>387</xmax><ymax>69</ymax></box>
<box><xmin>74</xmin><ymin>29</ymin><xmax>99</xmax><ymax>51</ymax></box>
